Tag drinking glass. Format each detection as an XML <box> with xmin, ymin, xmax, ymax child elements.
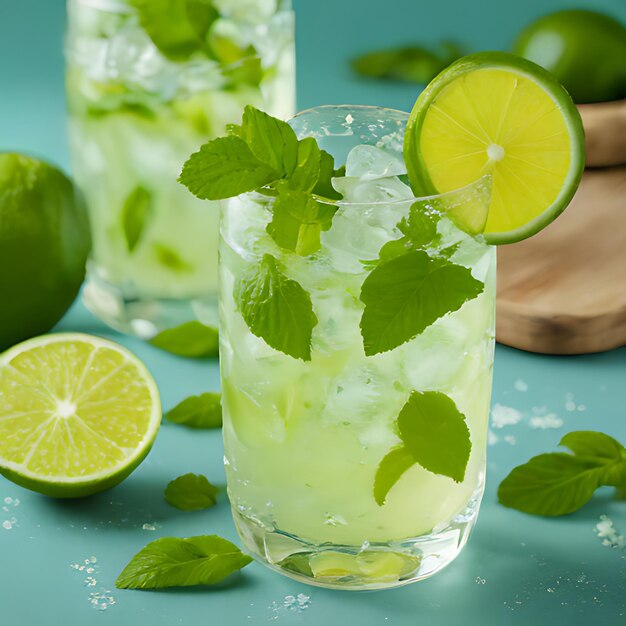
<box><xmin>219</xmin><ymin>105</ymin><xmax>496</xmax><ymax>590</ymax></box>
<box><xmin>65</xmin><ymin>0</ymin><xmax>295</xmax><ymax>337</ymax></box>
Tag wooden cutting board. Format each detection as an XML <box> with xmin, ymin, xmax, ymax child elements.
<box><xmin>496</xmin><ymin>165</ymin><xmax>626</xmax><ymax>355</ymax></box>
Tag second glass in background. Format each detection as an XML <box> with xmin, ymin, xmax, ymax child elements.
<box><xmin>65</xmin><ymin>0</ymin><xmax>295</xmax><ymax>338</ymax></box>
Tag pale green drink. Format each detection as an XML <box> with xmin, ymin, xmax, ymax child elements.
<box><xmin>218</xmin><ymin>106</ymin><xmax>495</xmax><ymax>589</ymax></box>
<box><xmin>65</xmin><ymin>0</ymin><xmax>295</xmax><ymax>336</ymax></box>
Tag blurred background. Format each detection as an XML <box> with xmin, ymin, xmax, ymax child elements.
<box><xmin>1</xmin><ymin>0</ymin><xmax>624</xmax><ymax>172</ymax></box>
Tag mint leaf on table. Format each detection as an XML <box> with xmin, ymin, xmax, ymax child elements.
<box><xmin>360</xmin><ymin>250</ymin><xmax>484</xmax><ymax>355</ymax></box>
<box><xmin>180</xmin><ymin>136</ymin><xmax>280</xmax><ymax>201</ymax></box>
<box><xmin>149</xmin><ymin>321</ymin><xmax>219</xmax><ymax>358</ymax></box>
<box><xmin>352</xmin><ymin>42</ymin><xmax>463</xmax><ymax>84</ymax></box>
<box><xmin>498</xmin><ymin>431</ymin><xmax>626</xmax><ymax>516</ymax></box>
<box><xmin>166</xmin><ymin>392</ymin><xmax>222</xmax><ymax>429</ymax></box>
<box><xmin>116</xmin><ymin>535</ymin><xmax>252</xmax><ymax>589</ymax></box>
<box><xmin>266</xmin><ymin>187</ymin><xmax>337</xmax><ymax>256</ymax></box>
<box><xmin>121</xmin><ymin>186</ymin><xmax>153</xmax><ymax>252</ymax></box>
<box><xmin>128</xmin><ymin>0</ymin><xmax>217</xmax><ymax>62</ymax></box>
<box><xmin>164</xmin><ymin>473</ymin><xmax>219</xmax><ymax>510</ymax></box>
<box><xmin>235</xmin><ymin>254</ymin><xmax>317</xmax><ymax>360</ymax></box>
<box><xmin>374</xmin><ymin>392</ymin><xmax>471</xmax><ymax>505</ymax></box>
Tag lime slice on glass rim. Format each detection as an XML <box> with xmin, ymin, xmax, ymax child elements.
<box><xmin>0</xmin><ymin>333</ymin><xmax>161</xmax><ymax>498</ymax></box>
<box><xmin>404</xmin><ymin>51</ymin><xmax>585</xmax><ymax>244</ymax></box>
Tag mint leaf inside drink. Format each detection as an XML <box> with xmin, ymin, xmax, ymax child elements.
<box><xmin>374</xmin><ymin>446</ymin><xmax>416</xmax><ymax>506</ymax></box>
<box><xmin>121</xmin><ymin>186</ymin><xmax>153</xmax><ymax>252</ymax></box>
<box><xmin>164</xmin><ymin>473</ymin><xmax>219</xmax><ymax>510</ymax></box>
<box><xmin>116</xmin><ymin>535</ymin><xmax>252</xmax><ymax>589</ymax></box>
<box><xmin>267</xmin><ymin>187</ymin><xmax>337</xmax><ymax>256</ymax></box>
<box><xmin>498</xmin><ymin>431</ymin><xmax>626</xmax><ymax>516</ymax></box>
<box><xmin>166</xmin><ymin>392</ymin><xmax>222</xmax><ymax>429</ymax></box>
<box><xmin>374</xmin><ymin>392</ymin><xmax>471</xmax><ymax>506</ymax></box>
<box><xmin>128</xmin><ymin>0</ymin><xmax>217</xmax><ymax>62</ymax></box>
<box><xmin>360</xmin><ymin>250</ymin><xmax>484</xmax><ymax>355</ymax></box>
<box><xmin>235</xmin><ymin>254</ymin><xmax>318</xmax><ymax>361</ymax></box>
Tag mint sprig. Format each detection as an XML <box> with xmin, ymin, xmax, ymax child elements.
<box><xmin>180</xmin><ymin>106</ymin><xmax>343</xmax><ymax>257</ymax></box>
<box><xmin>235</xmin><ymin>254</ymin><xmax>318</xmax><ymax>361</ymax></box>
<box><xmin>498</xmin><ymin>431</ymin><xmax>626</xmax><ymax>516</ymax></box>
<box><xmin>116</xmin><ymin>535</ymin><xmax>251</xmax><ymax>589</ymax></box>
<box><xmin>375</xmin><ymin>391</ymin><xmax>471</xmax><ymax>505</ymax></box>
<box><xmin>164</xmin><ymin>473</ymin><xmax>219</xmax><ymax>510</ymax></box>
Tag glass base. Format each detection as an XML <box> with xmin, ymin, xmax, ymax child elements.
<box><xmin>82</xmin><ymin>271</ymin><xmax>218</xmax><ymax>338</ymax></box>
<box><xmin>232</xmin><ymin>489</ymin><xmax>482</xmax><ymax>591</ymax></box>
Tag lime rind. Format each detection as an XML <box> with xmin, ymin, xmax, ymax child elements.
<box><xmin>0</xmin><ymin>333</ymin><xmax>161</xmax><ymax>498</ymax></box>
<box><xmin>405</xmin><ymin>51</ymin><xmax>586</xmax><ymax>245</ymax></box>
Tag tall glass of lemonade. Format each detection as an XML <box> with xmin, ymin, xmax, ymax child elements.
<box><xmin>65</xmin><ymin>0</ymin><xmax>295</xmax><ymax>337</ymax></box>
<box><xmin>218</xmin><ymin>106</ymin><xmax>495</xmax><ymax>589</ymax></box>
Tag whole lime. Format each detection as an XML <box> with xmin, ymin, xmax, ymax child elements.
<box><xmin>0</xmin><ymin>154</ymin><xmax>91</xmax><ymax>350</ymax></box>
<box><xmin>513</xmin><ymin>10</ymin><xmax>626</xmax><ymax>104</ymax></box>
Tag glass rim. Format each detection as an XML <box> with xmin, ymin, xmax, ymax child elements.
<box><xmin>283</xmin><ymin>104</ymin><xmax>492</xmax><ymax>208</ymax></box>
<box><xmin>68</xmin><ymin>0</ymin><xmax>134</xmax><ymax>13</ymax></box>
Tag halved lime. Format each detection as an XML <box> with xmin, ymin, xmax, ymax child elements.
<box><xmin>0</xmin><ymin>333</ymin><xmax>161</xmax><ymax>498</ymax></box>
<box><xmin>405</xmin><ymin>51</ymin><xmax>585</xmax><ymax>244</ymax></box>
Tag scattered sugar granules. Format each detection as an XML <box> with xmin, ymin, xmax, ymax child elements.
<box><xmin>2</xmin><ymin>496</ymin><xmax>20</xmax><ymax>530</ymax></box>
<box><xmin>70</xmin><ymin>556</ymin><xmax>117</xmax><ymax>611</ymax></box>
<box><xmin>491</xmin><ymin>404</ymin><xmax>523</xmax><ymax>429</ymax></box>
<box><xmin>595</xmin><ymin>516</ymin><xmax>625</xmax><ymax>550</ymax></box>
<box><xmin>529</xmin><ymin>413</ymin><xmax>564</xmax><ymax>430</ymax></box>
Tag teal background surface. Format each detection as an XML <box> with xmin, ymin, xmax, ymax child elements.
<box><xmin>1</xmin><ymin>1</ymin><xmax>626</xmax><ymax>624</ymax></box>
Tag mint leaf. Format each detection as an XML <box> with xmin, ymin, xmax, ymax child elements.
<box><xmin>313</xmin><ymin>150</ymin><xmax>343</xmax><ymax>200</ymax></box>
<box><xmin>241</xmin><ymin>106</ymin><xmax>298</xmax><ymax>177</ymax></box>
<box><xmin>286</xmin><ymin>137</ymin><xmax>321</xmax><ymax>192</ymax></box>
<box><xmin>164</xmin><ymin>473</ymin><xmax>219</xmax><ymax>510</ymax></box>
<box><xmin>223</xmin><ymin>56</ymin><xmax>263</xmax><ymax>88</ymax></box>
<box><xmin>235</xmin><ymin>254</ymin><xmax>317</xmax><ymax>360</ymax></box>
<box><xmin>121</xmin><ymin>186</ymin><xmax>153</xmax><ymax>252</ymax></box>
<box><xmin>352</xmin><ymin>43</ymin><xmax>462</xmax><ymax>84</ymax></box>
<box><xmin>374</xmin><ymin>446</ymin><xmax>415</xmax><ymax>506</ymax></box>
<box><xmin>115</xmin><ymin>535</ymin><xmax>251</xmax><ymax>589</ymax></box>
<box><xmin>498</xmin><ymin>431</ymin><xmax>626</xmax><ymax>516</ymax></box>
<box><xmin>180</xmin><ymin>136</ymin><xmax>280</xmax><ymax>200</ymax></box>
<box><xmin>398</xmin><ymin>206</ymin><xmax>441</xmax><ymax>248</ymax></box>
<box><xmin>149</xmin><ymin>322</ymin><xmax>218</xmax><ymax>358</ymax></box>
<box><xmin>397</xmin><ymin>391</ymin><xmax>471</xmax><ymax>482</ymax></box>
<box><xmin>266</xmin><ymin>187</ymin><xmax>337</xmax><ymax>256</ymax></box>
<box><xmin>166</xmin><ymin>392</ymin><xmax>222</xmax><ymax>429</ymax></box>
<box><xmin>373</xmin><ymin>392</ymin><xmax>471</xmax><ymax>506</ymax></box>
<box><xmin>153</xmin><ymin>243</ymin><xmax>192</xmax><ymax>272</ymax></box>
<box><xmin>360</xmin><ymin>250</ymin><xmax>484</xmax><ymax>355</ymax></box>
<box><xmin>128</xmin><ymin>0</ymin><xmax>217</xmax><ymax>62</ymax></box>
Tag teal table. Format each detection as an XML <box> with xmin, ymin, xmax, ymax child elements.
<box><xmin>1</xmin><ymin>1</ymin><xmax>625</xmax><ymax>624</ymax></box>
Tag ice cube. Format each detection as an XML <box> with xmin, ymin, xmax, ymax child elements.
<box><xmin>332</xmin><ymin>176</ymin><xmax>413</xmax><ymax>204</ymax></box>
<box><xmin>345</xmin><ymin>145</ymin><xmax>407</xmax><ymax>180</ymax></box>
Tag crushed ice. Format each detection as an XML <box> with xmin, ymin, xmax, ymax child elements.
<box><xmin>268</xmin><ymin>593</ymin><xmax>311</xmax><ymax>619</ymax></box>
<box><xmin>491</xmin><ymin>404</ymin><xmax>523</xmax><ymax>429</ymax></box>
<box><xmin>2</xmin><ymin>495</ymin><xmax>20</xmax><ymax>529</ymax></box>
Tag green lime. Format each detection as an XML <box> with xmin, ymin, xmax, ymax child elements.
<box><xmin>0</xmin><ymin>154</ymin><xmax>91</xmax><ymax>350</ymax></box>
<box><xmin>0</xmin><ymin>333</ymin><xmax>161</xmax><ymax>498</ymax></box>
<box><xmin>405</xmin><ymin>51</ymin><xmax>585</xmax><ymax>244</ymax></box>
<box><xmin>513</xmin><ymin>10</ymin><xmax>626</xmax><ymax>104</ymax></box>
